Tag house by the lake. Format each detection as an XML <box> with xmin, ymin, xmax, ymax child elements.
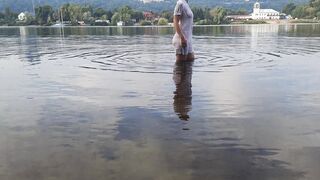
<box><xmin>227</xmin><ymin>2</ymin><xmax>282</xmax><ymax>21</ymax></box>
<box><xmin>18</xmin><ymin>12</ymin><xmax>27</xmax><ymax>21</ymax></box>
<box><xmin>252</xmin><ymin>2</ymin><xmax>280</xmax><ymax>20</ymax></box>
<box><xmin>117</xmin><ymin>21</ymin><xmax>124</xmax><ymax>26</ymax></box>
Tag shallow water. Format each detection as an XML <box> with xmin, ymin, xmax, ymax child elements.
<box><xmin>0</xmin><ymin>25</ymin><xmax>320</xmax><ymax>180</ymax></box>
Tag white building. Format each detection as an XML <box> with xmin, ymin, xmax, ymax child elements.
<box><xmin>18</xmin><ymin>12</ymin><xmax>27</xmax><ymax>21</ymax></box>
<box><xmin>251</xmin><ymin>2</ymin><xmax>280</xmax><ymax>20</ymax></box>
<box><xmin>117</xmin><ymin>21</ymin><xmax>124</xmax><ymax>26</ymax></box>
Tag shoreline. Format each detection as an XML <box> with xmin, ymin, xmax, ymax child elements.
<box><xmin>1</xmin><ymin>23</ymin><xmax>320</xmax><ymax>28</ymax></box>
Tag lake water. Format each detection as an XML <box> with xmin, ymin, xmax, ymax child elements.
<box><xmin>0</xmin><ymin>24</ymin><xmax>320</xmax><ymax>180</ymax></box>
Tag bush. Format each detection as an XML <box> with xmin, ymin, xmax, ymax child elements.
<box><xmin>243</xmin><ymin>20</ymin><xmax>267</xmax><ymax>24</ymax></box>
<box><xmin>140</xmin><ymin>20</ymin><xmax>152</xmax><ymax>26</ymax></box>
<box><xmin>158</xmin><ymin>18</ymin><xmax>168</xmax><ymax>25</ymax></box>
<box><xmin>195</xmin><ymin>19</ymin><xmax>212</xmax><ymax>25</ymax></box>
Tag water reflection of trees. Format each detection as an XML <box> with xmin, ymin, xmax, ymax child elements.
<box><xmin>173</xmin><ymin>61</ymin><xmax>193</xmax><ymax>121</ymax></box>
<box><xmin>19</xmin><ymin>26</ymin><xmax>41</xmax><ymax>65</ymax></box>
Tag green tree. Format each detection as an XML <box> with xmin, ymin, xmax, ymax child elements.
<box><xmin>0</xmin><ymin>12</ymin><xmax>4</xmax><ymax>19</ymax></box>
<box><xmin>140</xmin><ymin>20</ymin><xmax>152</xmax><ymax>26</ymax></box>
<box><xmin>195</xmin><ymin>19</ymin><xmax>211</xmax><ymax>25</ymax></box>
<box><xmin>83</xmin><ymin>11</ymin><xmax>93</xmax><ymax>23</ymax></box>
<box><xmin>204</xmin><ymin>8</ymin><xmax>211</xmax><ymax>20</ymax></box>
<box><xmin>106</xmin><ymin>11</ymin><xmax>114</xmax><ymax>20</ymax></box>
<box><xmin>81</xmin><ymin>5</ymin><xmax>93</xmax><ymax>15</ymax></box>
<box><xmin>158</xmin><ymin>18</ymin><xmax>168</xmax><ymax>25</ymax></box>
<box><xmin>35</xmin><ymin>5</ymin><xmax>54</xmax><ymax>25</ymax></box>
<box><xmin>94</xmin><ymin>8</ymin><xmax>107</xmax><ymax>18</ymax></box>
<box><xmin>192</xmin><ymin>7</ymin><xmax>205</xmax><ymax>21</ymax></box>
<box><xmin>237</xmin><ymin>8</ymin><xmax>248</xmax><ymax>15</ymax></box>
<box><xmin>309</xmin><ymin>0</ymin><xmax>320</xmax><ymax>8</ymax></box>
<box><xmin>101</xmin><ymin>14</ymin><xmax>108</xmax><ymax>20</ymax></box>
<box><xmin>5</xmin><ymin>7</ymin><xmax>12</xmax><ymax>17</ymax></box>
<box><xmin>292</xmin><ymin>6</ymin><xmax>308</xmax><ymax>18</ymax></box>
<box><xmin>160</xmin><ymin>10</ymin><xmax>173</xmax><ymax>22</ymax></box>
<box><xmin>68</xmin><ymin>4</ymin><xmax>82</xmax><ymax>24</ymax></box>
<box><xmin>111</xmin><ymin>12</ymin><xmax>120</xmax><ymax>25</ymax></box>
<box><xmin>25</xmin><ymin>13</ymin><xmax>36</xmax><ymax>25</ymax></box>
<box><xmin>210</xmin><ymin>7</ymin><xmax>227</xmax><ymax>25</ymax></box>
<box><xmin>118</xmin><ymin>6</ymin><xmax>132</xmax><ymax>24</ymax></box>
<box><xmin>283</xmin><ymin>3</ymin><xmax>297</xmax><ymax>15</ymax></box>
<box><xmin>60</xmin><ymin>4</ymin><xmax>71</xmax><ymax>21</ymax></box>
<box><xmin>131</xmin><ymin>10</ymin><xmax>144</xmax><ymax>22</ymax></box>
<box><xmin>305</xmin><ymin>6</ymin><xmax>317</xmax><ymax>17</ymax></box>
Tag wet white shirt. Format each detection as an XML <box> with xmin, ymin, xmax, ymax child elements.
<box><xmin>172</xmin><ymin>0</ymin><xmax>194</xmax><ymax>53</ymax></box>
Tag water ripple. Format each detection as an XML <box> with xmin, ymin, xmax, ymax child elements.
<box><xmin>0</xmin><ymin>28</ymin><xmax>320</xmax><ymax>74</ymax></box>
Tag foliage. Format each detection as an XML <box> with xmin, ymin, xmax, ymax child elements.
<box><xmin>192</xmin><ymin>7</ymin><xmax>206</xmax><ymax>21</ymax></box>
<box><xmin>140</xmin><ymin>20</ymin><xmax>152</xmax><ymax>26</ymax></box>
<box><xmin>1</xmin><ymin>4</ymin><xmax>229</xmax><ymax>26</ymax></box>
<box><xmin>0</xmin><ymin>0</ymin><xmax>310</xmax><ymax>14</ymax></box>
<box><xmin>118</xmin><ymin>6</ymin><xmax>132</xmax><ymax>23</ymax></box>
<box><xmin>226</xmin><ymin>8</ymin><xmax>249</xmax><ymax>15</ymax></box>
<box><xmin>2</xmin><ymin>0</ymin><xmax>317</xmax><ymax>27</ymax></box>
<box><xmin>131</xmin><ymin>10</ymin><xmax>144</xmax><ymax>22</ymax></box>
<box><xmin>35</xmin><ymin>5</ymin><xmax>54</xmax><ymax>25</ymax></box>
<box><xmin>195</xmin><ymin>19</ymin><xmax>212</xmax><ymax>25</ymax></box>
<box><xmin>93</xmin><ymin>8</ymin><xmax>107</xmax><ymax>18</ymax></box>
<box><xmin>282</xmin><ymin>3</ymin><xmax>297</xmax><ymax>14</ymax></box>
<box><xmin>210</xmin><ymin>7</ymin><xmax>228</xmax><ymax>25</ymax></box>
<box><xmin>160</xmin><ymin>11</ymin><xmax>173</xmax><ymax>22</ymax></box>
<box><xmin>242</xmin><ymin>20</ymin><xmax>267</xmax><ymax>24</ymax></box>
<box><xmin>158</xmin><ymin>18</ymin><xmax>168</xmax><ymax>25</ymax></box>
<box><xmin>284</xmin><ymin>0</ymin><xmax>320</xmax><ymax>19</ymax></box>
<box><xmin>292</xmin><ymin>5</ymin><xmax>308</xmax><ymax>18</ymax></box>
<box><xmin>111</xmin><ymin>12</ymin><xmax>120</xmax><ymax>25</ymax></box>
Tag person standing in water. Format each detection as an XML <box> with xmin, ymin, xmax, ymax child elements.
<box><xmin>173</xmin><ymin>0</ymin><xmax>195</xmax><ymax>61</ymax></box>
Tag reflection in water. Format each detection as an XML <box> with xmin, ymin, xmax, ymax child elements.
<box><xmin>0</xmin><ymin>25</ymin><xmax>320</xmax><ymax>180</ymax></box>
<box><xmin>19</xmin><ymin>27</ymin><xmax>41</xmax><ymax>65</ymax></box>
<box><xmin>173</xmin><ymin>61</ymin><xmax>193</xmax><ymax>121</ymax></box>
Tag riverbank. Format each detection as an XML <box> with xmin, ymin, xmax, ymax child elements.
<box><xmin>1</xmin><ymin>19</ymin><xmax>320</xmax><ymax>27</ymax></box>
<box><xmin>230</xmin><ymin>19</ymin><xmax>320</xmax><ymax>25</ymax></box>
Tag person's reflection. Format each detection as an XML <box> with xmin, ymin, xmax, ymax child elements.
<box><xmin>173</xmin><ymin>61</ymin><xmax>193</xmax><ymax>121</ymax></box>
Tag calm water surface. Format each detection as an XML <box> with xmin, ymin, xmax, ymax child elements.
<box><xmin>0</xmin><ymin>25</ymin><xmax>320</xmax><ymax>180</ymax></box>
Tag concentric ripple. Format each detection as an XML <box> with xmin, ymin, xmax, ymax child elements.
<box><xmin>0</xmin><ymin>25</ymin><xmax>319</xmax><ymax>74</ymax></box>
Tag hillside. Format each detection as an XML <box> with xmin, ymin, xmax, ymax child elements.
<box><xmin>0</xmin><ymin>0</ymin><xmax>308</xmax><ymax>13</ymax></box>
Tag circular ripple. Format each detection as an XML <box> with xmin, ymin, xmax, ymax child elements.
<box><xmin>1</xmin><ymin>29</ymin><xmax>320</xmax><ymax>74</ymax></box>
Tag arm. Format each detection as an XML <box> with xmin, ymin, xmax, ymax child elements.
<box><xmin>174</xmin><ymin>15</ymin><xmax>187</xmax><ymax>47</ymax></box>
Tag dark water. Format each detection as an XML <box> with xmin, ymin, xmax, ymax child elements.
<box><xmin>0</xmin><ymin>25</ymin><xmax>320</xmax><ymax>180</ymax></box>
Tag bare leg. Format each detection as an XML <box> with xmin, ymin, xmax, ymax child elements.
<box><xmin>187</xmin><ymin>53</ymin><xmax>195</xmax><ymax>61</ymax></box>
<box><xmin>176</xmin><ymin>53</ymin><xmax>195</xmax><ymax>61</ymax></box>
<box><xmin>176</xmin><ymin>55</ymin><xmax>188</xmax><ymax>61</ymax></box>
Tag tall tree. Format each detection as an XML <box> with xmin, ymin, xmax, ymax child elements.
<box><xmin>283</xmin><ymin>3</ymin><xmax>297</xmax><ymax>14</ymax></box>
<box><xmin>292</xmin><ymin>5</ymin><xmax>308</xmax><ymax>18</ymax></box>
<box><xmin>94</xmin><ymin>8</ymin><xmax>107</xmax><ymax>18</ymax></box>
<box><xmin>35</xmin><ymin>5</ymin><xmax>54</xmax><ymax>25</ymax></box>
<box><xmin>210</xmin><ymin>7</ymin><xmax>227</xmax><ymax>25</ymax></box>
<box><xmin>118</xmin><ymin>6</ymin><xmax>132</xmax><ymax>23</ymax></box>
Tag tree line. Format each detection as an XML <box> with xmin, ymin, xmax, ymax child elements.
<box><xmin>1</xmin><ymin>0</ymin><xmax>319</xmax><ymax>26</ymax></box>
<box><xmin>283</xmin><ymin>0</ymin><xmax>320</xmax><ymax>19</ymax></box>
<box><xmin>0</xmin><ymin>4</ymin><xmax>234</xmax><ymax>26</ymax></box>
<box><xmin>0</xmin><ymin>4</ymin><xmax>251</xmax><ymax>26</ymax></box>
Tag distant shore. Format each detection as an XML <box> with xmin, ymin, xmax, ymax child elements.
<box><xmin>0</xmin><ymin>20</ymin><xmax>319</xmax><ymax>28</ymax></box>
